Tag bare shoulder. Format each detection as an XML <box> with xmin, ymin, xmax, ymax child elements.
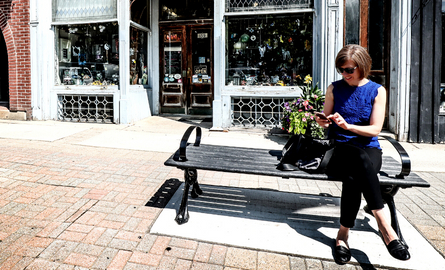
<box><xmin>377</xmin><ymin>85</ymin><xmax>386</xmax><ymax>94</ymax></box>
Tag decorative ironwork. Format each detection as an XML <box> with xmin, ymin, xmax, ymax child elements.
<box><xmin>57</xmin><ymin>95</ymin><xmax>114</xmax><ymax>123</ymax></box>
<box><xmin>231</xmin><ymin>96</ymin><xmax>293</xmax><ymax>127</ymax></box>
<box><xmin>226</xmin><ymin>0</ymin><xmax>312</xmax><ymax>12</ymax></box>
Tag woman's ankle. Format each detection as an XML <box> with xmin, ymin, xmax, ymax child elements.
<box><xmin>336</xmin><ymin>226</ymin><xmax>350</xmax><ymax>247</ymax></box>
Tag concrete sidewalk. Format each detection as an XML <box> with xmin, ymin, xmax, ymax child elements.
<box><xmin>0</xmin><ymin>117</ymin><xmax>444</xmax><ymax>269</ymax></box>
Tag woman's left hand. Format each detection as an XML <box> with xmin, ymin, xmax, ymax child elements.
<box><xmin>328</xmin><ymin>113</ymin><xmax>350</xmax><ymax>130</ymax></box>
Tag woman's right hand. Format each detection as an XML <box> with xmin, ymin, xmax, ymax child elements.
<box><xmin>315</xmin><ymin>114</ymin><xmax>331</xmax><ymax>129</ymax></box>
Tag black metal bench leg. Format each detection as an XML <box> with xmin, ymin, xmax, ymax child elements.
<box><xmin>191</xmin><ymin>181</ymin><xmax>203</xmax><ymax>198</ymax></box>
<box><xmin>175</xmin><ymin>168</ymin><xmax>198</xmax><ymax>225</ymax></box>
<box><xmin>380</xmin><ymin>186</ymin><xmax>408</xmax><ymax>248</ymax></box>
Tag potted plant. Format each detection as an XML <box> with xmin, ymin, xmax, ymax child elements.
<box><xmin>281</xmin><ymin>75</ymin><xmax>326</xmax><ymax>139</ymax></box>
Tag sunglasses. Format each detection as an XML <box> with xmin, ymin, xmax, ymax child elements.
<box><xmin>336</xmin><ymin>66</ymin><xmax>358</xmax><ymax>74</ymax></box>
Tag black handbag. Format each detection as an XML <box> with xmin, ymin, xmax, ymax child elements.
<box><xmin>277</xmin><ymin>134</ymin><xmax>335</xmax><ymax>173</ymax></box>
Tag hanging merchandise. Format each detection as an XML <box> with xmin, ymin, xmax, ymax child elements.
<box><xmin>259</xmin><ymin>45</ymin><xmax>266</xmax><ymax>58</ymax></box>
<box><xmin>250</xmin><ymin>35</ymin><xmax>256</xmax><ymax>41</ymax></box>
<box><xmin>240</xmin><ymin>34</ymin><xmax>250</xmax><ymax>43</ymax></box>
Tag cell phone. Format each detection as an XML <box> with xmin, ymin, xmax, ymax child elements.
<box><xmin>315</xmin><ymin>112</ymin><xmax>329</xmax><ymax>120</ymax></box>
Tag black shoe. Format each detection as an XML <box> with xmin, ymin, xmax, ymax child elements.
<box><xmin>334</xmin><ymin>245</ymin><xmax>351</xmax><ymax>265</ymax></box>
<box><xmin>379</xmin><ymin>232</ymin><xmax>411</xmax><ymax>261</ymax></box>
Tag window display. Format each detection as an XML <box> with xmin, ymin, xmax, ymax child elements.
<box><xmin>226</xmin><ymin>13</ymin><xmax>313</xmax><ymax>86</ymax></box>
<box><xmin>55</xmin><ymin>22</ymin><xmax>119</xmax><ymax>86</ymax></box>
<box><xmin>130</xmin><ymin>27</ymin><xmax>148</xmax><ymax>85</ymax></box>
<box><xmin>160</xmin><ymin>0</ymin><xmax>213</xmax><ymax>21</ymax></box>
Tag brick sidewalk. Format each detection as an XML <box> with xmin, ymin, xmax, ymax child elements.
<box><xmin>0</xmin><ymin>125</ymin><xmax>443</xmax><ymax>269</ymax></box>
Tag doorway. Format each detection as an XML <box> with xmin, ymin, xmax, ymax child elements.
<box><xmin>160</xmin><ymin>25</ymin><xmax>213</xmax><ymax>115</ymax></box>
<box><xmin>0</xmin><ymin>30</ymin><xmax>9</xmax><ymax>108</ymax></box>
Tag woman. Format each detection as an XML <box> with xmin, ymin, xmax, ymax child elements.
<box><xmin>315</xmin><ymin>44</ymin><xmax>410</xmax><ymax>264</ymax></box>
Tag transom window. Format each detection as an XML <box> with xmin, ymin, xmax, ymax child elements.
<box><xmin>226</xmin><ymin>0</ymin><xmax>312</xmax><ymax>12</ymax></box>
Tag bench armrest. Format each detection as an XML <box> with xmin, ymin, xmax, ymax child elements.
<box><xmin>381</xmin><ymin>135</ymin><xmax>411</xmax><ymax>178</ymax></box>
<box><xmin>179</xmin><ymin>126</ymin><xmax>202</xmax><ymax>161</ymax></box>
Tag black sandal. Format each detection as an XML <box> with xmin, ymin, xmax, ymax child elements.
<box><xmin>334</xmin><ymin>245</ymin><xmax>351</xmax><ymax>265</ymax></box>
<box><xmin>379</xmin><ymin>232</ymin><xmax>410</xmax><ymax>261</ymax></box>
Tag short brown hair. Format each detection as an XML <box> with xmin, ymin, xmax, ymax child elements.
<box><xmin>335</xmin><ymin>44</ymin><xmax>372</xmax><ymax>79</ymax></box>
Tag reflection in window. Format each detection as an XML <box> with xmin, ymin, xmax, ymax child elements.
<box><xmin>160</xmin><ymin>0</ymin><xmax>213</xmax><ymax>21</ymax></box>
<box><xmin>368</xmin><ymin>0</ymin><xmax>385</xmax><ymax>71</ymax></box>
<box><xmin>345</xmin><ymin>0</ymin><xmax>360</xmax><ymax>45</ymax></box>
<box><xmin>131</xmin><ymin>0</ymin><xmax>150</xmax><ymax>28</ymax></box>
<box><xmin>130</xmin><ymin>27</ymin><xmax>148</xmax><ymax>85</ymax></box>
<box><xmin>226</xmin><ymin>13</ymin><xmax>313</xmax><ymax>86</ymax></box>
<box><xmin>192</xmin><ymin>29</ymin><xmax>211</xmax><ymax>84</ymax></box>
<box><xmin>55</xmin><ymin>22</ymin><xmax>119</xmax><ymax>86</ymax></box>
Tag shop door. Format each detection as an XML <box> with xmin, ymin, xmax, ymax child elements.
<box><xmin>160</xmin><ymin>25</ymin><xmax>213</xmax><ymax>115</ymax></box>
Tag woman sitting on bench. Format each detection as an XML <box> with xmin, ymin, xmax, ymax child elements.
<box><xmin>315</xmin><ymin>44</ymin><xmax>410</xmax><ymax>264</ymax></box>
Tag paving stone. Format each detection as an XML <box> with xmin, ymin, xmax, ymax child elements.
<box><xmin>157</xmin><ymin>255</ymin><xmax>177</xmax><ymax>270</ymax></box>
<box><xmin>208</xmin><ymin>245</ymin><xmax>227</xmax><ymax>265</ymax></box>
<box><xmin>92</xmin><ymin>247</ymin><xmax>119</xmax><ymax>270</ymax></box>
<box><xmin>25</xmin><ymin>258</ymin><xmax>60</xmax><ymax>270</ymax></box>
<box><xmin>108</xmin><ymin>250</ymin><xmax>132</xmax><ymax>270</ymax></box>
<box><xmin>149</xmin><ymin>236</ymin><xmax>171</xmax><ymax>255</ymax></box>
<box><xmin>257</xmin><ymin>252</ymin><xmax>290</xmax><ymax>270</ymax></box>
<box><xmin>63</xmin><ymin>252</ymin><xmax>97</xmax><ymax>268</ymax></box>
<box><xmin>128</xmin><ymin>251</ymin><xmax>162</xmax><ymax>267</ymax></box>
<box><xmin>224</xmin><ymin>247</ymin><xmax>257</xmax><ymax>270</ymax></box>
<box><xmin>305</xmin><ymin>258</ymin><xmax>323</xmax><ymax>269</ymax></box>
<box><xmin>194</xmin><ymin>242</ymin><xmax>213</xmax><ymax>263</ymax></box>
<box><xmin>190</xmin><ymin>261</ymin><xmax>224</xmax><ymax>270</ymax></box>
<box><xmin>289</xmin><ymin>256</ymin><xmax>306</xmax><ymax>270</ymax></box>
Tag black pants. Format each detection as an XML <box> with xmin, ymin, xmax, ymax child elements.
<box><xmin>327</xmin><ymin>143</ymin><xmax>383</xmax><ymax>228</ymax></box>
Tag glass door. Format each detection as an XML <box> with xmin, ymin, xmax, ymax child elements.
<box><xmin>160</xmin><ymin>28</ymin><xmax>186</xmax><ymax>113</ymax></box>
<box><xmin>160</xmin><ymin>25</ymin><xmax>213</xmax><ymax>114</ymax></box>
<box><xmin>188</xmin><ymin>26</ymin><xmax>213</xmax><ymax>114</ymax></box>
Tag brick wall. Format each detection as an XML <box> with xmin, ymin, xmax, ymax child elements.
<box><xmin>0</xmin><ymin>0</ymin><xmax>31</xmax><ymax>119</ymax></box>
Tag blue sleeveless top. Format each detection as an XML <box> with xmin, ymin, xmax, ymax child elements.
<box><xmin>328</xmin><ymin>79</ymin><xmax>381</xmax><ymax>149</ymax></box>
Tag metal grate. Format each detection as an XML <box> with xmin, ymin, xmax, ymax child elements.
<box><xmin>226</xmin><ymin>0</ymin><xmax>312</xmax><ymax>12</ymax></box>
<box><xmin>57</xmin><ymin>95</ymin><xmax>114</xmax><ymax>123</ymax></box>
<box><xmin>231</xmin><ymin>96</ymin><xmax>293</xmax><ymax>127</ymax></box>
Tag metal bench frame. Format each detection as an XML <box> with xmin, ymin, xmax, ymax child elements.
<box><xmin>164</xmin><ymin>126</ymin><xmax>430</xmax><ymax>248</ymax></box>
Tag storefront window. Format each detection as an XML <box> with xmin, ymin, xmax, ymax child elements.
<box><xmin>130</xmin><ymin>27</ymin><xmax>148</xmax><ymax>85</ymax></box>
<box><xmin>226</xmin><ymin>13</ymin><xmax>313</xmax><ymax>86</ymax></box>
<box><xmin>160</xmin><ymin>0</ymin><xmax>213</xmax><ymax>21</ymax></box>
<box><xmin>55</xmin><ymin>22</ymin><xmax>119</xmax><ymax>86</ymax></box>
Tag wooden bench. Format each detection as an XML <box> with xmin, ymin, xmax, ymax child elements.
<box><xmin>164</xmin><ymin>126</ymin><xmax>430</xmax><ymax>247</ymax></box>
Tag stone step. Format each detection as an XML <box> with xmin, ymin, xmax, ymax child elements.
<box><xmin>0</xmin><ymin>106</ymin><xmax>9</xmax><ymax>119</ymax></box>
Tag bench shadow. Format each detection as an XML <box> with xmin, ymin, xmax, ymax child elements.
<box><xmin>148</xmin><ymin>179</ymin><xmax>377</xmax><ymax>266</ymax></box>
